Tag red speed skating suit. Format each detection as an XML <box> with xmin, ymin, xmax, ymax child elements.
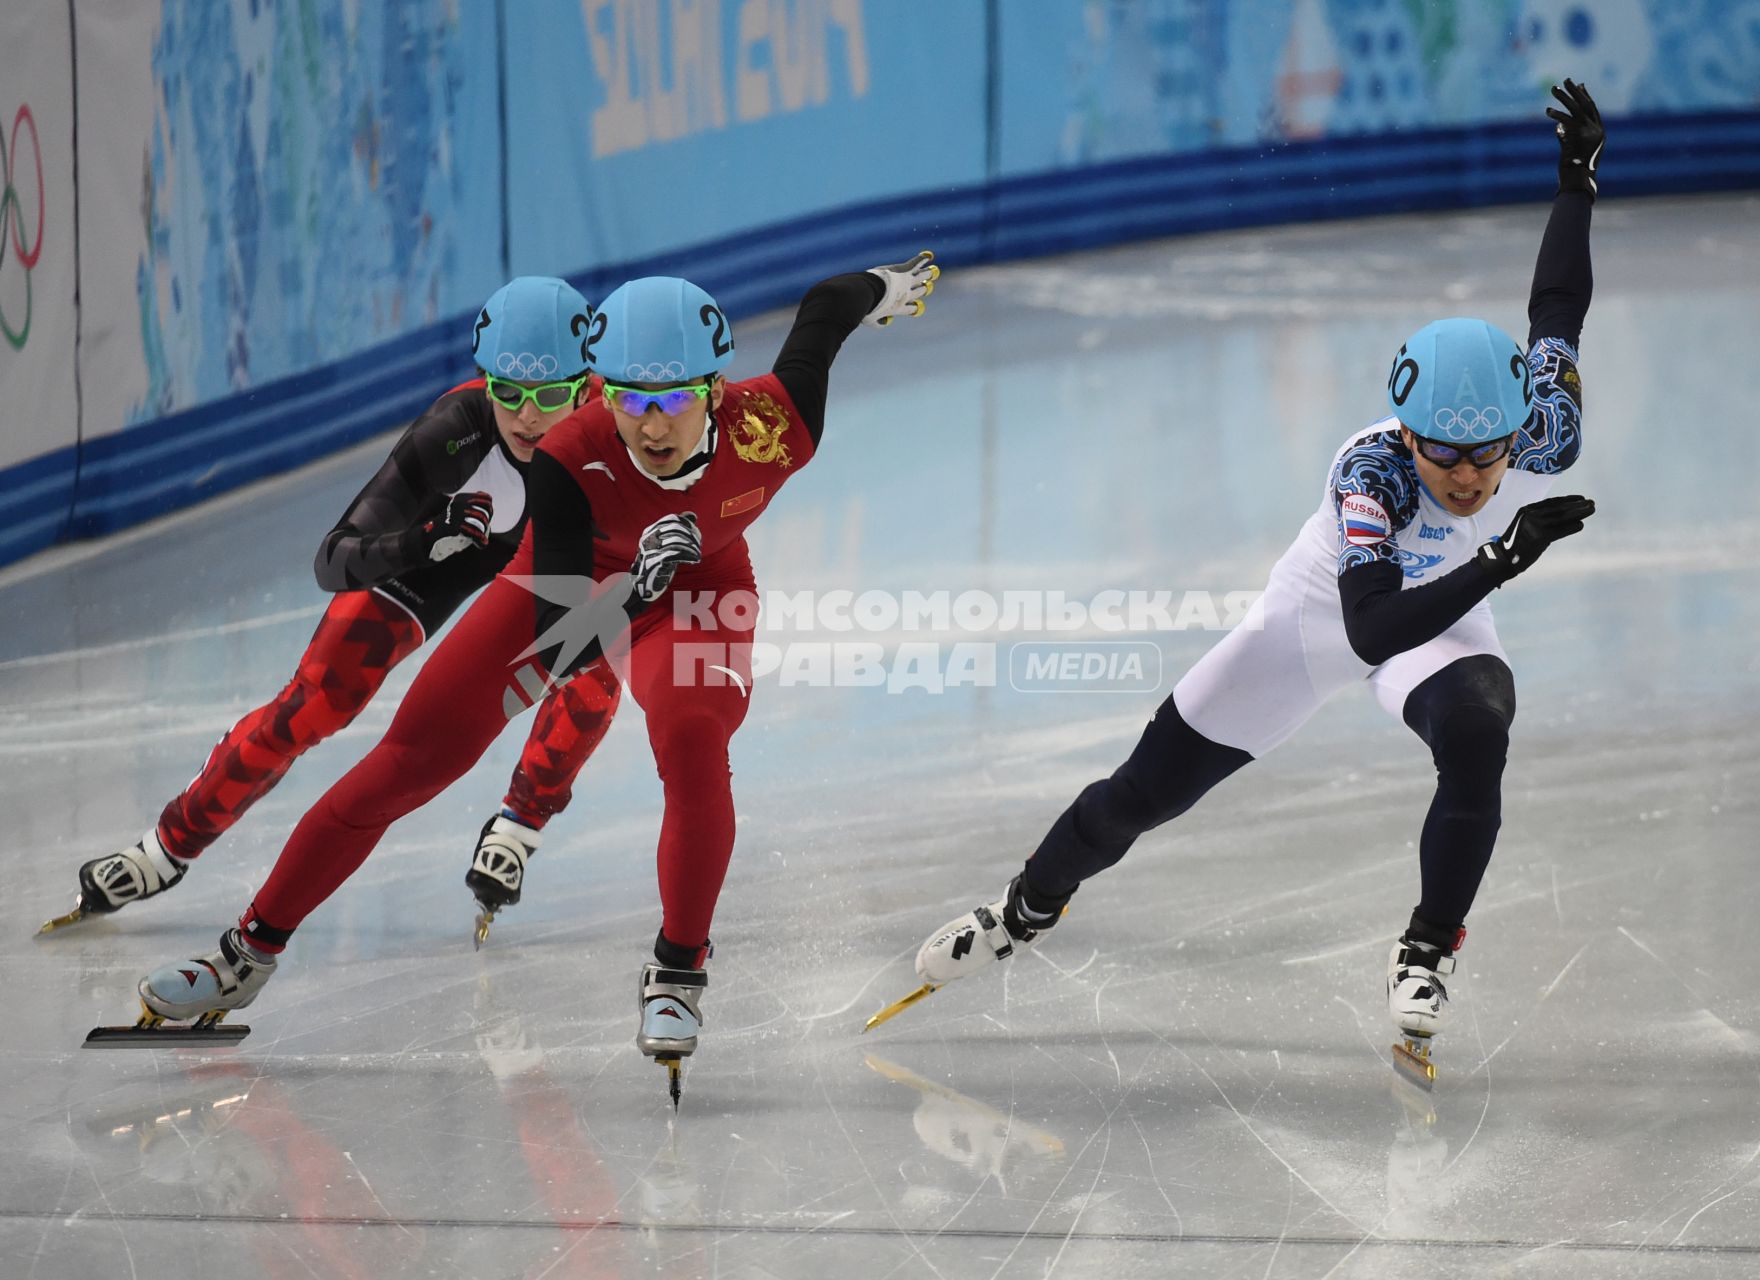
<box><xmin>155</xmin><ymin>381</ymin><xmax>618</xmax><ymax>864</ymax></box>
<box><xmin>244</xmin><ymin>376</ymin><xmax>815</xmax><ymax>961</ymax></box>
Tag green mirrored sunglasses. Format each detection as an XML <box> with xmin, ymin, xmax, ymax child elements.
<box><xmin>485</xmin><ymin>374</ymin><xmax>587</xmax><ymax>413</ymax></box>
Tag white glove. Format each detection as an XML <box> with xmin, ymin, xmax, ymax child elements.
<box><xmin>629</xmin><ymin>512</ymin><xmax>702</xmax><ymax>603</ymax></box>
<box><xmin>862</xmin><ymin>250</ymin><xmax>939</xmax><ymax>327</ymax></box>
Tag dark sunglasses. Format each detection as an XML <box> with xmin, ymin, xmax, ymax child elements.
<box><xmin>1412</xmin><ymin>434</ymin><xmax>1514</xmax><ymax>470</ymax></box>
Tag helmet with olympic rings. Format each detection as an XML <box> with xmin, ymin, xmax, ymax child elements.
<box><xmin>589</xmin><ymin>276</ymin><xmax>734</xmax><ymax>384</ymax></box>
<box><xmin>472</xmin><ymin>276</ymin><xmax>593</xmax><ymax>381</ymax></box>
<box><xmin>1385</xmin><ymin>317</ymin><xmax>1532</xmax><ymax>445</ymax></box>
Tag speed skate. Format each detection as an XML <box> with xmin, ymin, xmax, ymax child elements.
<box><xmin>1387</xmin><ymin>930</ymin><xmax>1461</xmax><ymax>1089</ymax></box>
<box><xmin>866</xmin><ymin>884</ymin><xmax>1065</xmax><ymax>1032</ymax></box>
<box><xmin>84</xmin><ymin>928</ymin><xmax>275</xmax><ymax>1049</ymax></box>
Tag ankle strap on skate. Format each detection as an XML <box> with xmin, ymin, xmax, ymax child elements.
<box><xmin>648</xmin><ymin>966</ymin><xmax>707</xmax><ymax>988</ymax></box>
<box><xmin>1396</xmin><ymin>940</ymin><xmax>1457</xmax><ymax>976</ymax></box>
<box><xmin>140</xmin><ymin>831</ymin><xmax>187</xmax><ymax>884</ymax></box>
<box><xmin>973</xmin><ymin>904</ymin><xmax>1017</xmax><ymax>959</ymax></box>
<box><xmin>481</xmin><ymin>814</ymin><xmax>541</xmax><ymax>857</ymax></box>
<box><xmin>213</xmin><ymin>930</ymin><xmax>272</xmax><ymax>995</ymax></box>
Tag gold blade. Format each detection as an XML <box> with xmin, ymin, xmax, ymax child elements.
<box><xmin>863</xmin><ymin>983</ymin><xmax>939</xmax><ymax>1033</ymax></box>
<box><xmin>37</xmin><ymin>904</ymin><xmax>88</xmax><ymax>935</ymax></box>
<box><xmin>473</xmin><ymin>911</ymin><xmax>492</xmax><ymax>950</ymax></box>
<box><xmin>653</xmin><ymin>1054</ymin><xmax>683</xmax><ymax>1109</ymax></box>
<box><xmin>1392</xmin><ymin>1038</ymin><xmax>1438</xmax><ymax>1090</ymax></box>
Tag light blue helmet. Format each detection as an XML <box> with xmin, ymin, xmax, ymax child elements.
<box><xmin>589</xmin><ymin>276</ymin><xmax>734</xmax><ymax>383</ymax></box>
<box><xmin>472</xmin><ymin>276</ymin><xmax>592</xmax><ymax>381</ymax></box>
<box><xmin>1386</xmin><ymin>317</ymin><xmax>1532</xmax><ymax>444</ymax></box>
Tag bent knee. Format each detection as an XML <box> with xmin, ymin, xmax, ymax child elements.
<box><xmin>1431</xmin><ymin>701</ymin><xmax>1511</xmax><ymax>772</ymax></box>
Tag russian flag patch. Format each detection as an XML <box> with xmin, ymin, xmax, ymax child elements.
<box><xmin>1340</xmin><ymin>492</ymin><xmax>1391</xmax><ymax>546</ymax></box>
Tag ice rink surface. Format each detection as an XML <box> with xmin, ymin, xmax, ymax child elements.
<box><xmin>3</xmin><ymin>195</ymin><xmax>1758</xmax><ymax>1279</ymax></box>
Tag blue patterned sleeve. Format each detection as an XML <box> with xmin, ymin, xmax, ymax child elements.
<box><xmin>1511</xmin><ymin>337</ymin><xmax>1583</xmax><ymax>475</ymax></box>
<box><xmin>1331</xmin><ymin>434</ymin><xmax>1419</xmax><ymax>576</ymax></box>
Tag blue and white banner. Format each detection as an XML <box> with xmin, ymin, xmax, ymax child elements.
<box><xmin>504</xmin><ymin>0</ymin><xmax>990</xmax><ymax>301</ymax></box>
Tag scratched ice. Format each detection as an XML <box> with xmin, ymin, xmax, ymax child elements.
<box><xmin>3</xmin><ymin>196</ymin><xmax>1758</xmax><ymax>1278</ymax></box>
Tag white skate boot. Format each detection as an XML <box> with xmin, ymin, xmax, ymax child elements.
<box><xmin>1387</xmin><ymin>924</ymin><xmax>1463</xmax><ymax>1088</ymax></box>
<box><xmin>140</xmin><ymin>928</ymin><xmax>277</xmax><ymax>1021</ymax></box>
<box><xmin>86</xmin><ymin>928</ymin><xmax>277</xmax><ymax>1048</ymax></box>
<box><xmin>466</xmin><ymin>812</ymin><xmax>541</xmax><ymax>948</ymax></box>
<box><xmin>638</xmin><ymin>962</ymin><xmax>707</xmax><ymax>1109</ymax></box>
<box><xmin>40</xmin><ymin>830</ymin><xmax>188</xmax><ymax>934</ymax></box>
<box><xmin>866</xmin><ymin>875</ymin><xmax>1066</xmax><ymax>1031</ymax></box>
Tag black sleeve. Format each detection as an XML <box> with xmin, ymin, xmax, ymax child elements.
<box><xmin>313</xmin><ymin>393</ymin><xmax>491</xmax><ymax>591</ymax></box>
<box><xmin>1527</xmin><ymin>191</ymin><xmax>1594</xmax><ymax>348</ymax></box>
<box><xmin>1337</xmin><ymin>559</ymin><xmax>1502</xmax><ymax>668</ymax></box>
<box><xmin>312</xmin><ymin>437</ymin><xmax>434</xmax><ymax>591</ymax></box>
<box><xmin>771</xmin><ymin>272</ymin><xmax>886</xmax><ymax>447</ymax></box>
<box><xmin>527</xmin><ymin>451</ymin><xmax>646</xmax><ymax>677</ymax></box>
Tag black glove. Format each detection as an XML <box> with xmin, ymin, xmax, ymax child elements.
<box><xmin>423</xmin><ymin>491</ymin><xmax>494</xmax><ymax>562</ymax></box>
<box><xmin>629</xmin><ymin>513</ymin><xmax>701</xmax><ymax>603</ymax></box>
<box><xmin>1476</xmin><ymin>495</ymin><xmax>1596</xmax><ymax>583</ymax></box>
<box><xmin>1547</xmin><ymin>79</ymin><xmax>1603</xmax><ymax>200</ymax></box>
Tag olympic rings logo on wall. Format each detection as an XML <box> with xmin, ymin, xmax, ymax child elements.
<box><xmin>1</xmin><ymin>103</ymin><xmax>44</xmax><ymax>351</ymax></box>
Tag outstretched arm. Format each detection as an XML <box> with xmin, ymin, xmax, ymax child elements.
<box><xmin>1528</xmin><ymin>79</ymin><xmax>1599</xmax><ymax>347</ymax></box>
<box><xmin>1517</xmin><ymin>80</ymin><xmax>1601</xmax><ymax>475</ymax></box>
<box><xmin>771</xmin><ymin>251</ymin><xmax>939</xmax><ymax>446</ymax></box>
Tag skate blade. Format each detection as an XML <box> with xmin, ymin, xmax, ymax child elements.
<box><xmin>85</xmin><ymin>1006</ymin><xmax>250</xmax><ymax>1049</ymax></box>
<box><xmin>1392</xmin><ymin>1036</ymin><xmax>1437</xmax><ymax>1090</ymax></box>
<box><xmin>473</xmin><ymin>908</ymin><xmax>494</xmax><ymax>950</ymax></box>
<box><xmin>654</xmin><ymin>1054</ymin><xmax>683</xmax><ymax>1109</ymax></box>
<box><xmin>38</xmin><ymin>903</ymin><xmax>91</xmax><ymax>935</ymax></box>
<box><xmin>863</xmin><ymin>983</ymin><xmax>940</xmax><ymax>1033</ymax></box>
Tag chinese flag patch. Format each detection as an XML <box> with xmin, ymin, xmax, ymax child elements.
<box><xmin>721</xmin><ymin>487</ymin><xmax>765</xmax><ymax>519</ymax></box>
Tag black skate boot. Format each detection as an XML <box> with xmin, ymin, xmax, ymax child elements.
<box><xmin>40</xmin><ymin>831</ymin><xmax>188</xmax><ymax>934</ymax></box>
<box><xmin>466</xmin><ymin>812</ymin><xmax>541</xmax><ymax>948</ymax></box>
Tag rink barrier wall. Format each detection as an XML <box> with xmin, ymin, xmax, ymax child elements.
<box><xmin>4</xmin><ymin>109</ymin><xmax>1758</xmax><ymax>567</ymax></box>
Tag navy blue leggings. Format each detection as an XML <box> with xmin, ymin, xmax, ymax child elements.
<box><xmin>1402</xmin><ymin>654</ymin><xmax>1515</xmax><ymax>932</ymax></box>
<box><xmin>1020</xmin><ymin>655</ymin><xmax>1514</xmax><ymax>934</ymax></box>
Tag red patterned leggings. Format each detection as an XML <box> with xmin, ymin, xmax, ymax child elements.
<box><xmin>157</xmin><ymin>591</ymin><xmax>619</xmax><ymax>859</ymax></box>
<box><xmin>245</xmin><ymin>575</ymin><xmax>752</xmax><ymax>962</ymax></box>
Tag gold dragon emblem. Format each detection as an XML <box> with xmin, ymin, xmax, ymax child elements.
<box><xmin>727</xmin><ymin>392</ymin><xmax>793</xmax><ymax>468</ymax></box>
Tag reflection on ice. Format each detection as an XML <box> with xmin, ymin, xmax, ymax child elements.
<box><xmin>866</xmin><ymin>1052</ymin><xmax>1064</xmax><ymax>1193</ymax></box>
